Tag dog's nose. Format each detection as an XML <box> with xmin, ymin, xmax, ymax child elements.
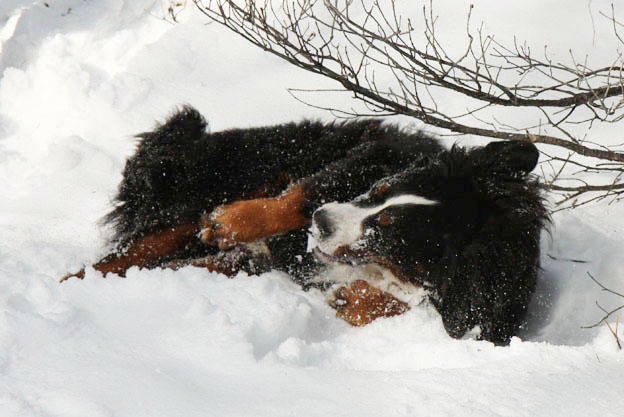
<box><xmin>312</xmin><ymin>208</ymin><xmax>334</xmax><ymax>238</ymax></box>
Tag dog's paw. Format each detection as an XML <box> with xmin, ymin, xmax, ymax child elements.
<box><xmin>330</xmin><ymin>280</ymin><xmax>410</xmax><ymax>326</ymax></box>
<box><xmin>200</xmin><ymin>200</ymin><xmax>268</xmax><ymax>249</ymax></box>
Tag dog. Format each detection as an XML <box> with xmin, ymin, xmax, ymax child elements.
<box><xmin>61</xmin><ymin>106</ymin><xmax>547</xmax><ymax>345</ymax></box>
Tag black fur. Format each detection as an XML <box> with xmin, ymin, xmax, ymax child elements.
<box><xmin>104</xmin><ymin>106</ymin><xmax>547</xmax><ymax>345</ymax></box>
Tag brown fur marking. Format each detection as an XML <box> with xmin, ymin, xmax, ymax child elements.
<box><xmin>377</xmin><ymin>212</ymin><xmax>394</xmax><ymax>227</ymax></box>
<box><xmin>375</xmin><ymin>183</ymin><xmax>390</xmax><ymax>198</ymax></box>
<box><xmin>331</xmin><ymin>280</ymin><xmax>410</xmax><ymax>326</ymax></box>
<box><xmin>59</xmin><ymin>269</ymin><xmax>85</xmax><ymax>282</ymax></box>
<box><xmin>200</xmin><ymin>184</ymin><xmax>310</xmax><ymax>249</ymax></box>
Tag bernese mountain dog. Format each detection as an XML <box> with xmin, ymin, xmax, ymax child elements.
<box><xmin>62</xmin><ymin>106</ymin><xmax>548</xmax><ymax>345</ymax></box>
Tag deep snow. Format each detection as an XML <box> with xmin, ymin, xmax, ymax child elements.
<box><xmin>1</xmin><ymin>1</ymin><xmax>623</xmax><ymax>416</ymax></box>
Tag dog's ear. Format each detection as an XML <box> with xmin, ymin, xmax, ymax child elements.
<box><xmin>472</xmin><ymin>140</ymin><xmax>539</xmax><ymax>177</ymax></box>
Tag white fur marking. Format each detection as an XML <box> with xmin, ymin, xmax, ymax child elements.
<box><xmin>310</xmin><ymin>194</ymin><xmax>438</xmax><ymax>254</ymax></box>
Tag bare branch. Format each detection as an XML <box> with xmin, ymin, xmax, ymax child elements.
<box><xmin>188</xmin><ymin>0</ymin><xmax>624</xmax><ymax>209</ymax></box>
<box><xmin>583</xmin><ymin>272</ymin><xmax>624</xmax><ymax>329</ymax></box>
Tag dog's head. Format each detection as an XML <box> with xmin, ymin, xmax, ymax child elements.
<box><xmin>309</xmin><ymin>140</ymin><xmax>540</xmax><ymax>283</ymax></box>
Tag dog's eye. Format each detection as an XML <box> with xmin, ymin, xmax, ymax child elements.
<box><xmin>376</xmin><ymin>212</ymin><xmax>394</xmax><ymax>227</ymax></box>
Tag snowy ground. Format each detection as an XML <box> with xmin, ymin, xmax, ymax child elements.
<box><xmin>1</xmin><ymin>1</ymin><xmax>623</xmax><ymax>416</ymax></box>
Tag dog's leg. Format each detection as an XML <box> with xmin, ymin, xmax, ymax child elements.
<box><xmin>200</xmin><ymin>184</ymin><xmax>309</xmax><ymax>249</ymax></box>
<box><xmin>60</xmin><ymin>223</ymin><xmax>200</xmax><ymax>282</ymax></box>
<box><xmin>163</xmin><ymin>242</ymin><xmax>273</xmax><ymax>277</ymax></box>
<box><xmin>163</xmin><ymin>257</ymin><xmax>242</xmax><ymax>277</ymax></box>
<box><xmin>330</xmin><ymin>280</ymin><xmax>410</xmax><ymax>326</ymax></box>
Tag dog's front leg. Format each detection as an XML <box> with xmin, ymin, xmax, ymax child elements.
<box><xmin>60</xmin><ymin>223</ymin><xmax>200</xmax><ymax>281</ymax></box>
<box><xmin>200</xmin><ymin>184</ymin><xmax>310</xmax><ymax>249</ymax></box>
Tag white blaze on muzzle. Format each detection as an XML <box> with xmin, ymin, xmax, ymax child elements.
<box><xmin>308</xmin><ymin>194</ymin><xmax>438</xmax><ymax>255</ymax></box>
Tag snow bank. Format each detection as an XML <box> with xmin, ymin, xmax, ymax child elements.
<box><xmin>0</xmin><ymin>1</ymin><xmax>623</xmax><ymax>416</ymax></box>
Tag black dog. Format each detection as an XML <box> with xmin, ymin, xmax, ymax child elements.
<box><xmin>62</xmin><ymin>106</ymin><xmax>547</xmax><ymax>345</ymax></box>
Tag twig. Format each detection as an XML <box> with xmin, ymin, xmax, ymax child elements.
<box><xmin>604</xmin><ymin>315</ymin><xmax>621</xmax><ymax>349</ymax></box>
<box><xmin>583</xmin><ymin>272</ymin><xmax>624</xmax><ymax>329</ymax></box>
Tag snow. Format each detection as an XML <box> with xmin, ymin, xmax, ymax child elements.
<box><xmin>0</xmin><ymin>1</ymin><xmax>623</xmax><ymax>416</ymax></box>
